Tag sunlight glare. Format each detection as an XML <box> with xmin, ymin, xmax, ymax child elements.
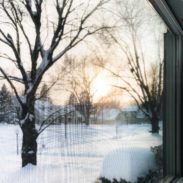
<box><xmin>93</xmin><ymin>78</ymin><xmax>111</xmax><ymax>99</ymax></box>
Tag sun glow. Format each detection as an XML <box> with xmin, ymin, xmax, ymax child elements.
<box><xmin>93</xmin><ymin>77</ymin><xmax>111</xmax><ymax>100</ymax></box>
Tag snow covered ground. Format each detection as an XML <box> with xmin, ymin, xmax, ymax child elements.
<box><xmin>0</xmin><ymin>123</ymin><xmax>162</xmax><ymax>183</ymax></box>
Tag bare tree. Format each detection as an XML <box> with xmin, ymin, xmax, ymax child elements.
<box><xmin>0</xmin><ymin>0</ymin><xmax>110</xmax><ymax>167</ymax></box>
<box><xmin>115</xmin><ymin>61</ymin><xmax>163</xmax><ymax>134</ymax></box>
<box><xmin>99</xmin><ymin>0</ymin><xmax>164</xmax><ymax>133</ymax></box>
<box><xmin>64</xmin><ymin>56</ymin><xmax>101</xmax><ymax>125</ymax></box>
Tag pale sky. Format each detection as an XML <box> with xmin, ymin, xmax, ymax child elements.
<box><xmin>0</xmin><ymin>0</ymin><xmax>167</xmax><ymax>106</ymax></box>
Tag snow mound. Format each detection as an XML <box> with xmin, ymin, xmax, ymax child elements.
<box><xmin>100</xmin><ymin>147</ymin><xmax>155</xmax><ymax>182</ymax></box>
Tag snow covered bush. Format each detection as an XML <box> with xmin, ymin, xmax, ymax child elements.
<box><xmin>97</xmin><ymin>177</ymin><xmax>131</xmax><ymax>183</ymax></box>
<box><xmin>98</xmin><ymin>145</ymin><xmax>163</xmax><ymax>183</ymax></box>
<box><xmin>151</xmin><ymin>145</ymin><xmax>163</xmax><ymax>171</ymax></box>
<box><xmin>137</xmin><ymin>145</ymin><xmax>163</xmax><ymax>183</ymax></box>
<box><xmin>136</xmin><ymin>170</ymin><xmax>161</xmax><ymax>183</ymax></box>
<box><xmin>100</xmin><ymin>147</ymin><xmax>155</xmax><ymax>182</ymax></box>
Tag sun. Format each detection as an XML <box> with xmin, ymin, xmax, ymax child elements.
<box><xmin>93</xmin><ymin>77</ymin><xmax>111</xmax><ymax>99</ymax></box>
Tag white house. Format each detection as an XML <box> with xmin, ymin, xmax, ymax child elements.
<box><xmin>116</xmin><ymin>106</ymin><xmax>148</xmax><ymax>124</ymax></box>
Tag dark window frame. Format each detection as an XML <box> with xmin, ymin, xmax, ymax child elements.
<box><xmin>149</xmin><ymin>0</ymin><xmax>183</xmax><ymax>181</ymax></box>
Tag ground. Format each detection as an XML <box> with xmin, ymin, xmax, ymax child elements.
<box><xmin>0</xmin><ymin>123</ymin><xmax>162</xmax><ymax>183</ymax></box>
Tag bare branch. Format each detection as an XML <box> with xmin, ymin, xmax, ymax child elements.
<box><xmin>0</xmin><ymin>75</ymin><xmax>24</xmax><ymax>84</ymax></box>
<box><xmin>0</xmin><ymin>67</ymin><xmax>23</xmax><ymax>106</ymax></box>
<box><xmin>38</xmin><ymin>107</ymin><xmax>74</xmax><ymax>135</ymax></box>
<box><xmin>36</xmin><ymin>76</ymin><xmax>60</xmax><ymax>101</ymax></box>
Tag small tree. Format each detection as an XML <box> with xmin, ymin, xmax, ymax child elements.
<box><xmin>64</xmin><ymin>56</ymin><xmax>101</xmax><ymax>125</ymax></box>
<box><xmin>0</xmin><ymin>84</ymin><xmax>13</xmax><ymax>123</ymax></box>
<box><xmin>68</xmin><ymin>93</ymin><xmax>78</xmax><ymax>106</ymax></box>
<box><xmin>67</xmin><ymin>81</ymin><xmax>93</xmax><ymax>126</ymax></box>
<box><xmin>78</xmin><ymin>90</ymin><xmax>92</xmax><ymax>125</ymax></box>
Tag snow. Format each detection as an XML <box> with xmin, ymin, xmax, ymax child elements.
<box><xmin>28</xmin><ymin>150</ymin><xmax>34</xmax><ymax>154</ymax></box>
<box><xmin>20</xmin><ymin>96</ymin><xmax>27</xmax><ymax>104</ymax></box>
<box><xmin>38</xmin><ymin>49</ymin><xmax>50</xmax><ymax>72</ymax></box>
<box><xmin>101</xmin><ymin>147</ymin><xmax>155</xmax><ymax>182</ymax></box>
<box><xmin>20</xmin><ymin>113</ymin><xmax>29</xmax><ymax>126</ymax></box>
<box><xmin>26</xmin><ymin>84</ymin><xmax>33</xmax><ymax>94</ymax></box>
<box><xmin>32</xmin><ymin>11</ymin><xmax>37</xmax><ymax>16</ymax></box>
<box><xmin>34</xmin><ymin>49</ymin><xmax>50</xmax><ymax>83</ymax></box>
<box><xmin>29</xmin><ymin>114</ymin><xmax>34</xmax><ymax>121</ymax></box>
<box><xmin>0</xmin><ymin>123</ymin><xmax>162</xmax><ymax>183</ymax></box>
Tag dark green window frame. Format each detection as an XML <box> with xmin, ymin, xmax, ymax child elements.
<box><xmin>149</xmin><ymin>0</ymin><xmax>183</xmax><ymax>181</ymax></box>
<box><xmin>164</xmin><ymin>32</ymin><xmax>183</xmax><ymax>181</ymax></box>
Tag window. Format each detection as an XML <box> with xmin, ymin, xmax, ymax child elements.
<box><xmin>1</xmin><ymin>0</ymin><xmax>182</xmax><ymax>182</ymax></box>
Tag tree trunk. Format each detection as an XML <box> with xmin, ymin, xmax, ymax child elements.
<box><xmin>151</xmin><ymin>115</ymin><xmax>159</xmax><ymax>134</ymax></box>
<box><xmin>21</xmin><ymin>106</ymin><xmax>38</xmax><ymax>167</ymax></box>
<box><xmin>85</xmin><ymin>108</ymin><xmax>90</xmax><ymax>125</ymax></box>
<box><xmin>21</xmin><ymin>122</ymin><xmax>38</xmax><ymax>167</ymax></box>
<box><xmin>82</xmin><ymin>105</ymin><xmax>90</xmax><ymax>125</ymax></box>
<box><xmin>85</xmin><ymin>115</ymin><xmax>90</xmax><ymax>125</ymax></box>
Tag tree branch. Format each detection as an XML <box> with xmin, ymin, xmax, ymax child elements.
<box><xmin>38</xmin><ymin>107</ymin><xmax>74</xmax><ymax>135</ymax></box>
<box><xmin>0</xmin><ymin>67</ymin><xmax>23</xmax><ymax>106</ymax></box>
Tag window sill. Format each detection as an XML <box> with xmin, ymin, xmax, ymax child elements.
<box><xmin>162</xmin><ymin>177</ymin><xmax>183</xmax><ymax>183</ymax></box>
<box><xmin>176</xmin><ymin>178</ymin><xmax>183</xmax><ymax>183</ymax></box>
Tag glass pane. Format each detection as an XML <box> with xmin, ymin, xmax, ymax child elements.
<box><xmin>0</xmin><ymin>0</ymin><xmax>167</xmax><ymax>183</ymax></box>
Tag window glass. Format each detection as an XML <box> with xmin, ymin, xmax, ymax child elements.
<box><xmin>0</xmin><ymin>0</ymin><xmax>167</xmax><ymax>182</ymax></box>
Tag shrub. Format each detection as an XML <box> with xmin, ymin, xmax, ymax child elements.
<box><xmin>97</xmin><ymin>145</ymin><xmax>163</xmax><ymax>183</ymax></box>
<box><xmin>137</xmin><ymin>145</ymin><xmax>163</xmax><ymax>183</ymax></box>
<box><xmin>98</xmin><ymin>177</ymin><xmax>132</xmax><ymax>183</ymax></box>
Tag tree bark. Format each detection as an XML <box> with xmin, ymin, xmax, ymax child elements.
<box><xmin>85</xmin><ymin>103</ymin><xmax>91</xmax><ymax>126</ymax></box>
<box><xmin>84</xmin><ymin>108</ymin><xmax>90</xmax><ymax>126</ymax></box>
<box><xmin>85</xmin><ymin>116</ymin><xmax>90</xmax><ymax>126</ymax></box>
<box><xmin>21</xmin><ymin>127</ymin><xmax>38</xmax><ymax>167</ymax></box>
<box><xmin>21</xmin><ymin>106</ymin><xmax>38</xmax><ymax>167</ymax></box>
<box><xmin>151</xmin><ymin>115</ymin><xmax>159</xmax><ymax>133</ymax></box>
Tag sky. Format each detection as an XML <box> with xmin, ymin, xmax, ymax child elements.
<box><xmin>0</xmin><ymin>0</ymin><xmax>167</xmax><ymax>106</ymax></box>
